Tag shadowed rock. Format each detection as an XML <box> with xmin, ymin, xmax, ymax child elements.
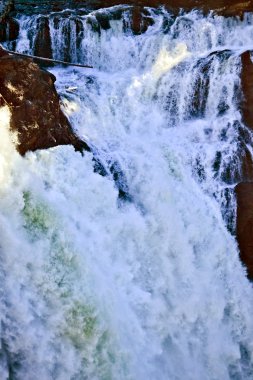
<box><xmin>0</xmin><ymin>47</ymin><xmax>90</xmax><ymax>155</ymax></box>
<box><xmin>0</xmin><ymin>0</ymin><xmax>19</xmax><ymax>42</ymax></box>
<box><xmin>238</xmin><ymin>51</ymin><xmax>253</xmax><ymax>183</ymax></box>
<box><xmin>34</xmin><ymin>16</ymin><xmax>52</xmax><ymax>59</ymax></box>
<box><xmin>233</xmin><ymin>51</ymin><xmax>253</xmax><ymax>279</ymax></box>
<box><xmin>0</xmin><ymin>17</ymin><xmax>19</xmax><ymax>42</ymax></box>
<box><xmin>241</xmin><ymin>51</ymin><xmax>253</xmax><ymax>131</ymax></box>
<box><xmin>236</xmin><ymin>182</ymin><xmax>253</xmax><ymax>279</ymax></box>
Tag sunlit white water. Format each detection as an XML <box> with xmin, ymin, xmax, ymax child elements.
<box><xmin>1</xmin><ymin>6</ymin><xmax>253</xmax><ymax>380</ymax></box>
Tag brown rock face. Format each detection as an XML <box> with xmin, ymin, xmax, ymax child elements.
<box><xmin>13</xmin><ymin>0</ymin><xmax>253</xmax><ymax>17</ymax></box>
<box><xmin>34</xmin><ymin>16</ymin><xmax>52</xmax><ymax>59</ymax></box>
<box><xmin>0</xmin><ymin>17</ymin><xmax>19</xmax><ymax>42</ymax></box>
<box><xmin>236</xmin><ymin>182</ymin><xmax>253</xmax><ymax>279</ymax></box>
<box><xmin>0</xmin><ymin>48</ymin><xmax>90</xmax><ymax>155</ymax></box>
<box><xmin>241</xmin><ymin>51</ymin><xmax>253</xmax><ymax>131</ymax></box>
<box><xmin>88</xmin><ymin>0</ymin><xmax>253</xmax><ymax>16</ymax></box>
<box><xmin>234</xmin><ymin>51</ymin><xmax>253</xmax><ymax>279</ymax></box>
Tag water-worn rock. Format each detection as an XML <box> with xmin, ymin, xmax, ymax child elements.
<box><xmin>236</xmin><ymin>182</ymin><xmax>253</xmax><ymax>279</ymax></box>
<box><xmin>0</xmin><ymin>0</ymin><xmax>19</xmax><ymax>42</ymax></box>
<box><xmin>238</xmin><ymin>51</ymin><xmax>253</xmax><ymax>181</ymax></box>
<box><xmin>241</xmin><ymin>51</ymin><xmax>253</xmax><ymax>131</ymax></box>
<box><xmin>34</xmin><ymin>16</ymin><xmax>52</xmax><ymax>59</ymax></box>
<box><xmin>234</xmin><ymin>51</ymin><xmax>253</xmax><ymax>279</ymax></box>
<box><xmin>0</xmin><ymin>17</ymin><xmax>19</xmax><ymax>42</ymax></box>
<box><xmin>0</xmin><ymin>47</ymin><xmax>90</xmax><ymax>155</ymax></box>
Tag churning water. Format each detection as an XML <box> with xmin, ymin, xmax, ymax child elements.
<box><xmin>1</xmin><ymin>6</ymin><xmax>253</xmax><ymax>380</ymax></box>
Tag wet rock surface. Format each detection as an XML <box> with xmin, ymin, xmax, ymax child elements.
<box><xmin>241</xmin><ymin>51</ymin><xmax>253</xmax><ymax>132</ymax></box>
<box><xmin>233</xmin><ymin>50</ymin><xmax>253</xmax><ymax>279</ymax></box>
<box><xmin>0</xmin><ymin>0</ymin><xmax>19</xmax><ymax>42</ymax></box>
<box><xmin>33</xmin><ymin>16</ymin><xmax>52</xmax><ymax>59</ymax></box>
<box><xmin>0</xmin><ymin>48</ymin><xmax>90</xmax><ymax>155</ymax></box>
<box><xmin>236</xmin><ymin>182</ymin><xmax>253</xmax><ymax>279</ymax></box>
<box><xmin>12</xmin><ymin>0</ymin><xmax>253</xmax><ymax>16</ymax></box>
<box><xmin>0</xmin><ymin>17</ymin><xmax>19</xmax><ymax>42</ymax></box>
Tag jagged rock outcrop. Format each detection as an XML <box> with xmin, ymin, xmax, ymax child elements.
<box><xmin>0</xmin><ymin>47</ymin><xmax>90</xmax><ymax>155</ymax></box>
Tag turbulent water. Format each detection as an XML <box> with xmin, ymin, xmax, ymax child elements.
<box><xmin>1</xmin><ymin>6</ymin><xmax>253</xmax><ymax>380</ymax></box>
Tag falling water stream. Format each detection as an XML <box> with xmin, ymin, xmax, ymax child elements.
<box><xmin>1</xmin><ymin>6</ymin><xmax>253</xmax><ymax>380</ymax></box>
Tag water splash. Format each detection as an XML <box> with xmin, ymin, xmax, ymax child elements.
<box><xmin>1</xmin><ymin>6</ymin><xmax>253</xmax><ymax>380</ymax></box>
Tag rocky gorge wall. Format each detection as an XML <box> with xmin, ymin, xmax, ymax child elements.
<box><xmin>10</xmin><ymin>0</ymin><xmax>253</xmax><ymax>16</ymax></box>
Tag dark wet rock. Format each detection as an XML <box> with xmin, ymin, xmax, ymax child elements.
<box><xmin>0</xmin><ymin>47</ymin><xmax>90</xmax><ymax>155</ymax></box>
<box><xmin>131</xmin><ymin>7</ymin><xmax>154</xmax><ymax>35</ymax></box>
<box><xmin>109</xmin><ymin>161</ymin><xmax>132</xmax><ymax>202</ymax></box>
<box><xmin>96</xmin><ymin>12</ymin><xmax>111</xmax><ymax>30</ymax></box>
<box><xmin>92</xmin><ymin>150</ymin><xmax>132</xmax><ymax>202</ymax></box>
<box><xmin>190</xmin><ymin>58</ymin><xmax>211</xmax><ymax>118</ymax></box>
<box><xmin>189</xmin><ymin>50</ymin><xmax>232</xmax><ymax>119</ymax></box>
<box><xmin>241</xmin><ymin>51</ymin><xmax>253</xmax><ymax>132</ymax></box>
<box><xmin>235</xmin><ymin>182</ymin><xmax>253</xmax><ymax>279</ymax></box>
<box><xmin>0</xmin><ymin>0</ymin><xmax>18</xmax><ymax>42</ymax></box>
<box><xmin>237</xmin><ymin>51</ymin><xmax>253</xmax><ymax>180</ymax></box>
<box><xmin>34</xmin><ymin>16</ymin><xmax>52</xmax><ymax>59</ymax></box>
<box><xmin>0</xmin><ymin>17</ymin><xmax>19</xmax><ymax>42</ymax></box>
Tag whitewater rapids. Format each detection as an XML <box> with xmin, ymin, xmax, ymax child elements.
<box><xmin>1</xmin><ymin>6</ymin><xmax>253</xmax><ymax>380</ymax></box>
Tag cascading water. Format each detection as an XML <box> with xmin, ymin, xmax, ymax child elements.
<box><xmin>1</xmin><ymin>6</ymin><xmax>253</xmax><ymax>380</ymax></box>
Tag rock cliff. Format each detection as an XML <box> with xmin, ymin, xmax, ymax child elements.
<box><xmin>0</xmin><ymin>47</ymin><xmax>90</xmax><ymax>155</ymax></box>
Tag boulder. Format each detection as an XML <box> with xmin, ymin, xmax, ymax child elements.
<box><xmin>235</xmin><ymin>182</ymin><xmax>253</xmax><ymax>279</ymax></box>
<box><xmin>0</xmin><ymin>47</ymin><xmax>90</xmax><ymax>155</ymax></box>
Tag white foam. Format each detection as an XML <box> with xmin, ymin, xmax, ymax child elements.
<box><xmin>1</xmin><ymin>8</ymin><xmax>253</xmax><ymax>380</ymax></box>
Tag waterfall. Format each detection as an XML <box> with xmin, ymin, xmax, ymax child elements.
<box><xmin>1</xmin><ymin>6</ymin><xmax>253</xmax><ymax>380</ymax></box>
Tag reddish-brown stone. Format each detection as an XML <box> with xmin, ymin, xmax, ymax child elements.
<box><xmin>87</xmin><ymin>0</ymin><xmax>253</xmax><ymax>17</ymax></box>
<box><xmin>234</xmin><ymin>51</ymin><xmax>253</xmax><ymax>279</ymax></box>
<box><xmin>0</xmin><ymin>48</ymin><xmax>90</xmax><ymax>155</ymax></box>
<box><xmin>236</xmin><ymin>182</ymin><xmax>253</xmax><ymax>279</ymax></box>
<box><xmin>241</xmin><ymin>51</ymin><xmax>253</xmax><ymax>131</ymax></box>
<box><xmin>131</xmin><ymin>7</ymin><xmax>154</xmax><ymax>35</ymax></box>
<box><xmin>12</xmin><ymin>0</ymin><xmax>253</xmax><ymax>17</ymax></box>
